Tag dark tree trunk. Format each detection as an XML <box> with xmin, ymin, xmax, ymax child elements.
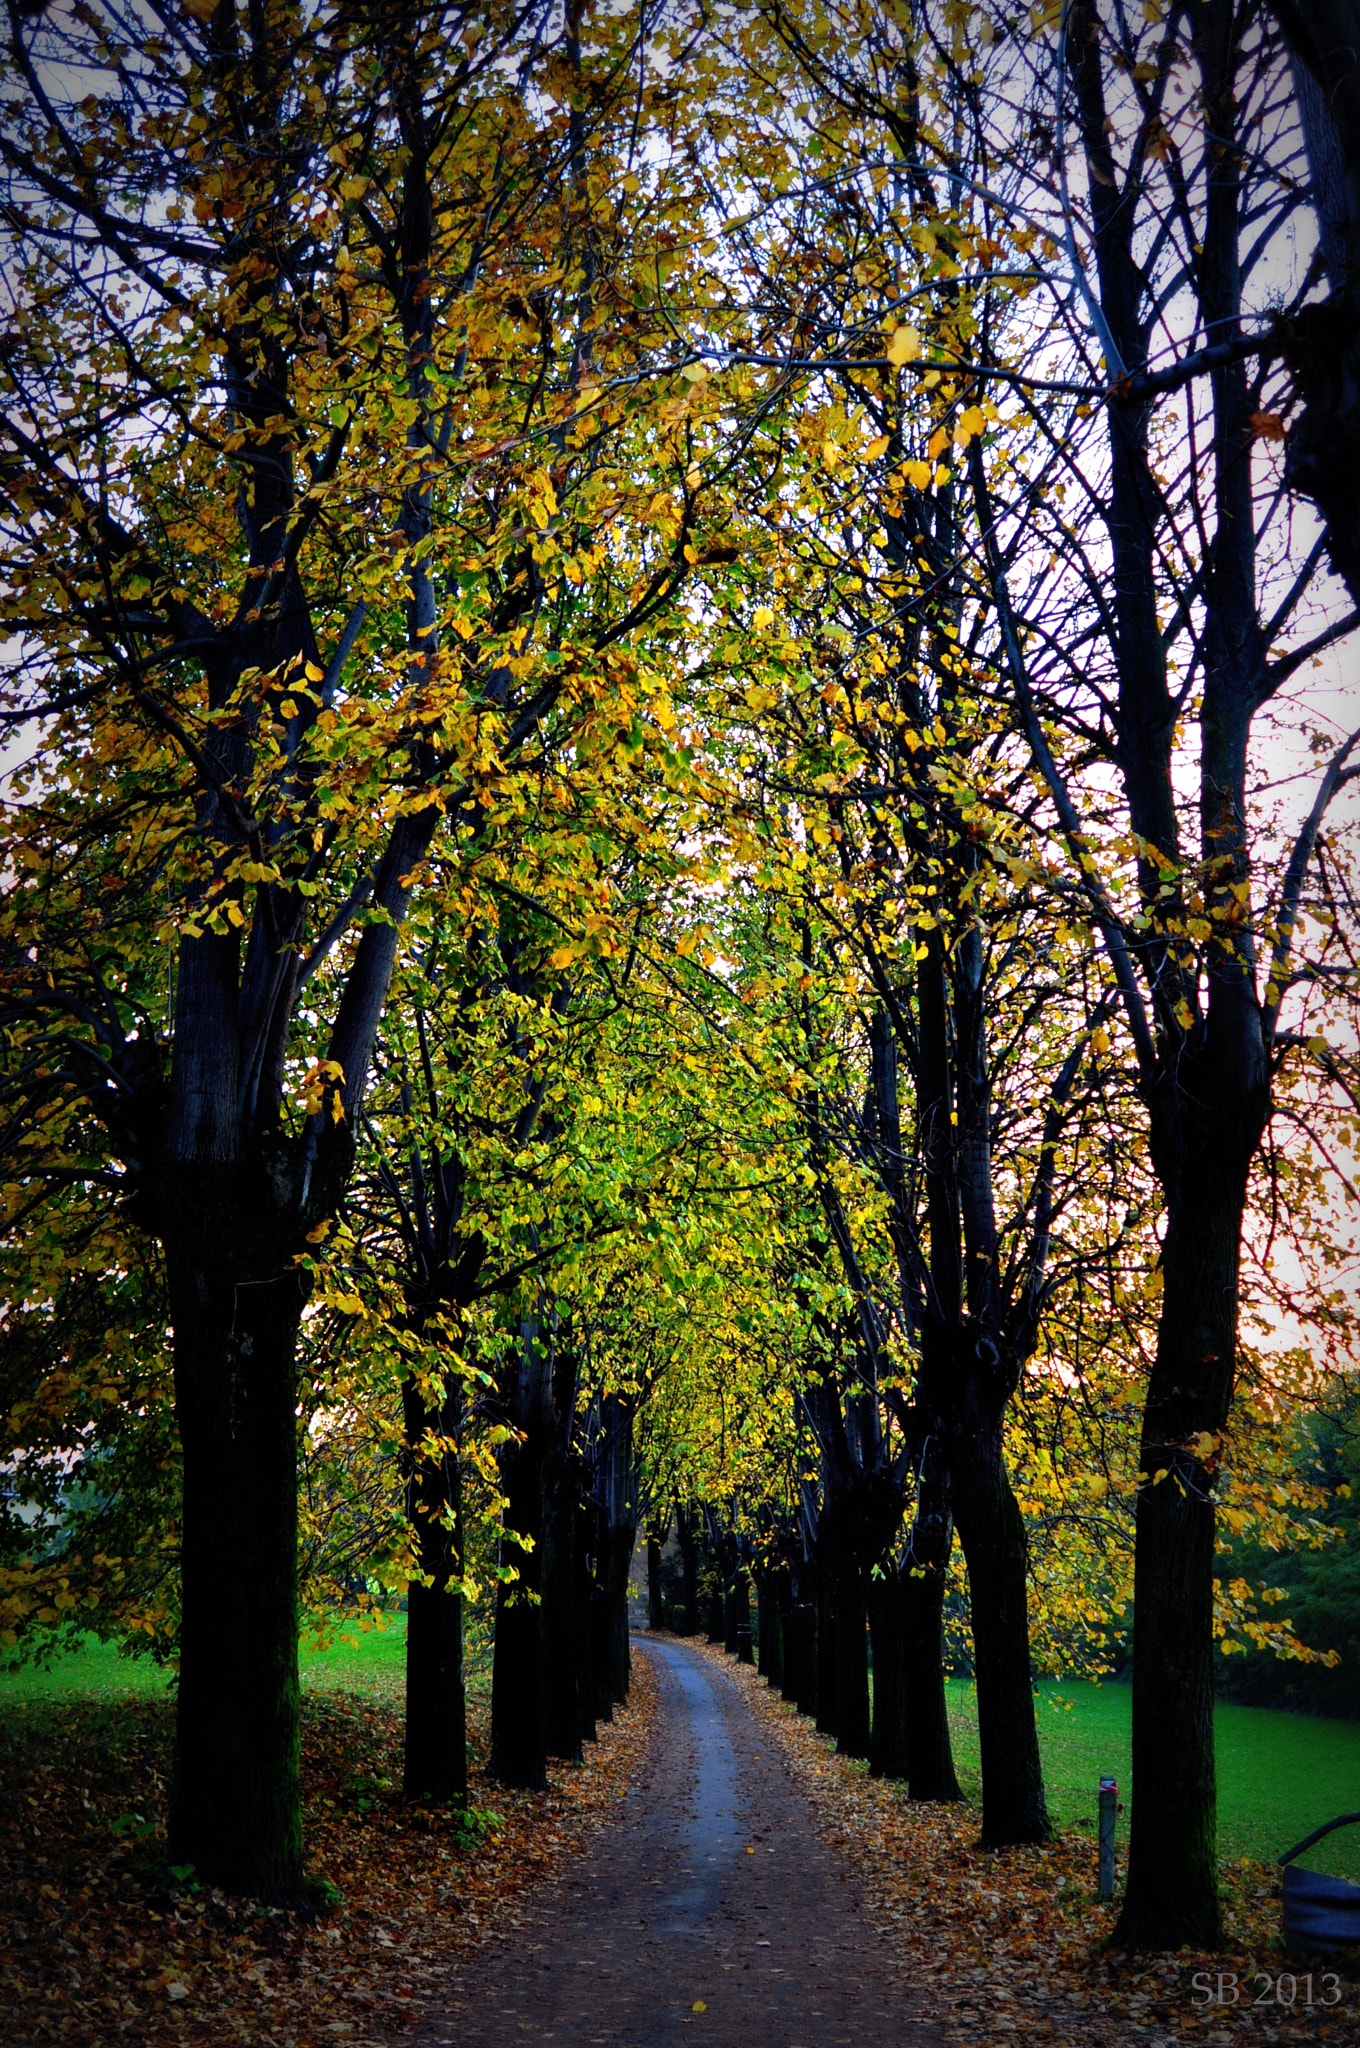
<box><xmin>734</xmin><ymin>1570</ymin><xmax>754</xmax><ymax>1665</ymax></box>
<box><xmin>589</xmin><ymin>1569</ymin><xmax>614</xmax><ymax>1725</ymax></box>
<box><xmin>489</xmin><ymin>1431</ymin><xmax>547</xmax><ymax>1789</ymax></box>
<box><xmin>950</xmin><ymin>1403</ymin><xmax>1049</xmax><ymax>1844</ymax></box>
<box><xmin>708</xmin><ymin>1587</ymin><xmax>725</xmax><ymax>1642</ymax></box>
<box><xmin>763</xmin><ymin>1572</ymin><xmax>785</xmax><ymax>1690</ymax></box>
<box><xmin>815</xmin><ymin>1575</ymin><xmax>837</xmax><ymax>1736</ymax></box>
<box><xmin>833</xmin><ymin>1567</ymin><xmax>870</xmax><ymax>1760</ymax></box>
<box><xmin>868</xmin><ymin>1566</ymin><xmax>908</xmax><ymax>1779</ymax></box>
<box><xmin>777</xmin><ymin>1574</ymin><xmax>799</xmax><ymax>1702</ymax></box>
<box><xmin>543</xmin><ymin>1451</ymin><xmax>584</xmax><ymax>1762</ymax></box>
<box><xmin>575</xmin><ymin>1504</ymin><xmax>598</xmax><ymax>1746</ymax></box>
<box><xmin>755</xmin><ymin>1571</ymin><xmax>771</xmax><ymax>1678</ymax></box>
<box><xmin>400</xmin><ymin>1373</ymin><xmax>466</xmax><ymax>1806</ymax></box>
<box><xmin>1116</xmin><ymin>1160</ymin><xmax>1252</xmax><ymax>1947</ymax></box>
<box><xmin>677</xmin><ymin>1505</ymin><xmax>699</xmax><ymax>1635</ymax></box>
<box><xmin>723</xmin><ymin>1575</ymin><xmax>741</xmax><ymax>1655</ymax></box>
<box><xmin>600</xmin><ymin>1522</ymin><xmax>633</xmax><ymax>1705</ymax></box>
<box><xmin>902</xmin><ymin>1566</ymin><xmax>962</xmax><ymax>1801</ymax></box>
<box><xmin>167</xmin><ymin>1239</ymin><xmax>309</xmax><ymax>1906</ymax></box>
<box><xmin>646</xmin><ymin>1522</ymin><xmax>666</xmax><ymax>1632</ymax></box>
<box><xmin>901</xmin><ymin>1447</ymin><xmax>962</xmax><ymax>1802</ymax></box>
<box><xmin>796</xmin><ymin>1601</ymin><xmax>818</xmax><ymax>1718</ymax></box>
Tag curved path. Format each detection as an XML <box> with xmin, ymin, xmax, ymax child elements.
<box><xmin>407</xmin><ymin>1638</ymin><xmax>942</xmax><ymax>2048</ymax></box>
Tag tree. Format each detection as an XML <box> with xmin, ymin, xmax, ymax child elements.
<box><xmin>0</xmin><ymin>0</ymin><xmax>730</xmax><ymax>1901</ymax></box>
<box><xmin>938</xmin><ymin>0</ymin><xmax>1360</xmax><ymax>1943</ymax></box>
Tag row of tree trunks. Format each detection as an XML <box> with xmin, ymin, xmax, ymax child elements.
<box><xmin>698</xmin><ymin>1502</ymin><xmax>962</xmax><ymax>1808</ymax></box>
<box><xmin>488</xmin><ymin>1374</ymin><xmax>637</xmax><ymax>1787</ymax></box>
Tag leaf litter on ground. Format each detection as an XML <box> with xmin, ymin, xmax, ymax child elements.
<box><xmin>688</xmin><ymin>1641</ymin><xmax>1360</xmax><ymax>2047</ymax></box>
<box><xmin>0</xmin><ymin>1657</ymin><xmax>657</xmax><ymax>2048</ymax></box>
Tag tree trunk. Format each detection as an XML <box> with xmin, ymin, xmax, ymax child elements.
<box><xmin>796</xmin><ymin>1601</ymin><xmax>818</xmax><ymax>1718</ymax></box>
<box><xmin>902</xmin><ymin>1564</ymin><xmax>962</xmax><ymax>1801</ymax></box>
<box><xmin>489</xmin><ymin>1431</ymin><xmax>547</xmax><ymax>1789</ymax></box>
<box><xmin>815</xmin><ymin>1574</ymin><xmax>837</xmax><ymax>1735</ymax></box>
<box><xmin>833</xmin><ymin>1566</ymin><xmax>870</xmax><ymax>1760</ymax></box>
<box><xmin>901</xmin><ymin>1449</ymin><xmax>962</xmax><ymax>1802</ymax></box>
<box><xmin>868</xmin><ymin>1566</ymin><xmax>908</xmax><ymax>1779</ymax></box>
<box><xmin>542</xmin><ymin>1450</ymin><xmax>583</xmax><ymax>1762</ymax></box>
<box><xmin>677</xmin><ymin>1505</ymin><xmax>699</xmax><ymax>1635</ymax></box>
<box><xmin>575</xmin><ymin>1502</ymin><xmax>598</xmax><ymax>1746</ymax></box>
<box><xmin>646</xmin><ymin>1521</ymin><xmax>666</xmax><ymax>1631</ymax></box>
<box><xmin>1115</xmin><ymin>1166</ymin><xmax>1250</xmax><ymax>1947</ymax></box>
<box><xmin>755</xmin><ymin>1570</ymin><xmax>771</xmax><ymax>1678</ymax></box>
<box><xmin>400</xmin><ymin>1372</ymin><xmax>466</xmax><ymax>1806</ymax></box>
<box><xmin>167</xmin><ymin>1240</ymin><xmax>310</xmax><ymax>1906</ymax></box>
<box><xmin>734</xmin><ymin>1569</ymin><xmax>754</xmax><ymax>1665</ymax></box>
<box><xmin>778</xmin><ymin>1574</ymin><xmax>800</xmax><ymax>1703</ymax></box>
<box><xmin>763</xmin><ymin>1571</ymin><xmax>785</xmax><ymax>1690</ymax></box>
<box><xmin>600</xmin><ymin>1522</ymin><xmax>633</xmax><ymax>1705</ymax></box>
<box><xmin>950</xmin><ymin>1407</ymin><xmax>1049</xmax><ymax>1844</ymax></box>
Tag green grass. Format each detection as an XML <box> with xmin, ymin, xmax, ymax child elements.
<box><xmin>8</xmin><ymin>1633</ymin><xmax>1360</xmax><ymax>1882</ymax></box>
<box><xmin>945</xmin><ymin>1677</ymin><xmax>1360</xmax><ymax>1881</ymax></box>
<box><xmin>0</xmin><ymin>1614</ymin><xmax>411</xmax><ymax>1704</ymax></box>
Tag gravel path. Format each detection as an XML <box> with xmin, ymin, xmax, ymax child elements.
<box><xmin>406</xmin><ymin>1636</ymin><xmax>943</xmax><ymax>2048</ymax></box>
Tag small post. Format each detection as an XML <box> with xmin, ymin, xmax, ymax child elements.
<box><xmin>1098</xmin><ymin>1776</ymin><xmax>1117</xmax><ymax>1900</ymax></box>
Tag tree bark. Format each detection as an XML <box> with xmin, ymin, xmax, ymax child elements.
<box><xmin>676</xmin><ymin>1504</ymin><xmax>699</xmax><ymax>1635</ymax></box>
<box><xmin>949</xmin><ymin>1396</ymin><xmax>1049</xmax><ymax>1844</ymax></box>
<box><xmin>833</xmin><ymin>1565</ymin><xmax>871</xmax><ymax>1760</ymax></box>
<box><xmin>543</xmin><ymin>1450</ymin><xmax>584</xmax><ymax>1762</ymax></box>
<box><xmin>167</xmin><ymin>1234</ymin><xmax>309</xmax><ymax>1905</ymax></box>
<box><xmin>868</xmin><ymin>1566</ymin><xmax>908</xmax><ymax>1780</ymax></box>
<box><xmin>489</xmin><ymin>1429</ymin><xmax>548</xmax><ymax>1789</ymax></box>
<box><xmin>901</xmin><ymin>1444</ymin><xmax>962</xmax><ymax>1802</ymax></box>
<box><xmin>400</xmin><ymin>1373</ymin><xmax>466</xmax><ymax>1806</ymax></box>
<box><xmin>815</xmin><ymin>1574</ymin><xmax>838</xmax><ymax>1736</ymax></box>
<box><xmin>646</xmin><ymin>1517</ymin><xmax>667</xmax><ymax>1632</ymax></box>
<box><xmin>1116</xmin><ymin>1156</ymin><xmax>1253</xmax><ymax>1946</ymax></box>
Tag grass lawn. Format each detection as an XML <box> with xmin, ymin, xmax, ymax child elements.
<box><xmin>946</xmin><ymin>1676</ymin><xmax>1360</xmax><ymax>1880</ymax></box>
<box><xmin>7</xmin><ymin>1630</ymin><xmax>1360</xmax><ymax>1882</ymax></box>
<box><xmin>0</xmin><ymin>1613</ymin><xmax>411</xmax><ymax>1703</ymax></box>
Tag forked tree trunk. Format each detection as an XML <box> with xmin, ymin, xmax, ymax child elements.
<box><xmin>401</xmin><ymin>1373</ymin><xmax>466</xmax><ymax>1805</ymax></box>
<box><xmin>167</xmin><ymin>1230</ymin><xmax>310</xmax><ymax>1905</ymax></box>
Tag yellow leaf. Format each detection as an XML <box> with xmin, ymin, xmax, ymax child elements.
<box><xmin>865</xmin><ymin>433</ymin><xmax>891</xmax><ymax>459</ymax></box>
<box><xmin>886</xmin><ymin>324</ymin><xmax>919</xmax><ymax>366</ymax></box>
<box><xmin>692</xmin><ymin>2001</ymin><xmax>707</xmax><ymax>2013</ymax></box>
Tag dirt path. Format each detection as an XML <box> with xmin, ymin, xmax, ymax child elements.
<box><xmin>404</xmin><ymin>1638</ymin><xmax>943</xmax><ymax>2048</ymax></box>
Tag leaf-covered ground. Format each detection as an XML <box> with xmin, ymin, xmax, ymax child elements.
<box><xmin>0</xmin><ymin>1663</ymin><xmax>657</xmax><ymax>2047</ymax></box>
<box><xmin>690</xmin><ymin>1643</ymin><xmax>1360</xmax><ymax>2047</ymax></box>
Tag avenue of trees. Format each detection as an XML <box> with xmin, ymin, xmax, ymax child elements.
<box><xmin>2</xmin><ymin>0</ymin><xmax>1358</xmax><ymax>1954</ymax></box>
